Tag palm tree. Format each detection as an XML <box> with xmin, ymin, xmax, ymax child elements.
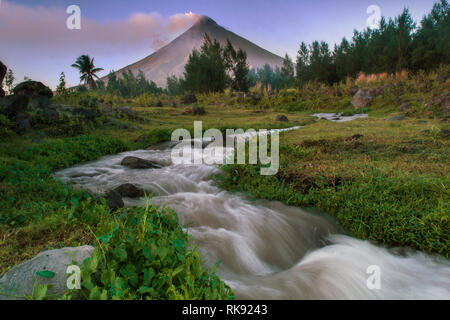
<box><xmin>71</xmin><ymin>55</ymin><xmax>104</xmax><ymax>90</ymax></box>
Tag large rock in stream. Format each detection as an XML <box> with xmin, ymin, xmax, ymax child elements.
<box><xmin>121</xmin><ymin>156</ymin><xmax>164</xmax><ymax>169</ymax></box>
<box><xmin>104</xmin><ymin>189</ymin><xmax>125</xmax><ymax>211</ymax></box>
<box><xmin>113</xmin><ymin>183</ymin><xmax>145</xmax><ymax>198</ymax></box>
<box><xmin>0</xmin><ymin>246</ymin><xmax>94</xmax><ymax>300</ymax></box>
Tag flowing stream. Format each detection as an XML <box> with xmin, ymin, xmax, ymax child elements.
<box><xmin>54</xmin><ymin>128</ymin><xmax>450</xmax><ymax>300</ymax></box>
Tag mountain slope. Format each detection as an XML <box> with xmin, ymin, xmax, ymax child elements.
<box><xmin>105</xmin><ymin>16</ymin><xmax>284</xmax><ymax>87</ymax></box>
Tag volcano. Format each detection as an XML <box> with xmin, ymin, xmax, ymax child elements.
<box><xmin>105</xmin><ymin>15</ymin><xmax>284</xmax><ymax>87</ymax></box>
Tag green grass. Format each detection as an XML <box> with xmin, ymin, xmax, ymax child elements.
<box><xmin>218</xmin><ymin>117</ymin><xmax>450</xmax><ymax>257</ymax></box>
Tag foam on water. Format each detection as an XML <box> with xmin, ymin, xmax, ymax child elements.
<box><xmin>54</xmin><ymin>128</ymin><xmax>450</xmax><ymax>300</ymax></box>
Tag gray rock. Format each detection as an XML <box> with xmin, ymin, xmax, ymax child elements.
<box><xmin>277</xmin><ymin>115</ymin><xmax>289</xmax><ymax>122</ymax></box>
<box><xmin>104</xmin><ymin>189</ymin><xmax>124</xmax><ymax>211</ymax></box>
<box><xmin>351</xmin><ymin>90</ymin><xmax>373</xmax><ymax>109</ymax></box>
<box><xmin>121</xmin><ymin>156</ymin><xmax>163</xmax><ymax>169</ymax></box>
<box><xmin>0</xmin><ymin>94</ymin><xmax>30</xmax><ymax>117</ymax></box>
<box><xmin>386</xmin><ymin>115</ymin><xmax>406</xmax><ymax>121</ymax></box>
<box><xmin>13</xmin><ymin>81</ymin><xmax>53</xmax><ymax>98</ymax></box>
<box><xmin>113</xmin><ymin>183</ymin><xmax>145</xmax><ymax>198</ymax></box>
<box><xmin>0</xmin><ymin>246</ymin><xmax>94</xmax><ymax>300</ymax></box>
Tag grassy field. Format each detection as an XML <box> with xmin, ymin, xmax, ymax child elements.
<box><xmin>219</xmin><ymin>116</ymin><xmax>449</xmax><ymax>256</ymax></box>
<box><xmin>0</xmin><ymin>71</ymin><xmax>449</xmax><ymax>298</ymax></box>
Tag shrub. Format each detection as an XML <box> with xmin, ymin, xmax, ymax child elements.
<box><xmin>61</xmin><ymin>205</ymin><xmax>234</xmax><ymax>300</ymax></box>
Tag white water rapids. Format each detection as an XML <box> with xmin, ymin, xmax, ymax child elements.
<box><xmin>54</xmin><ymin>128</ymin><xmax>450</xmax><ymax>300</ymax></box>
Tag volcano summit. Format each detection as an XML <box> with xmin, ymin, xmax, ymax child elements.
<box><xmin>106</xmin><ymin>15</ymin><xmax>284</xmax><ymax>87</ymax></box>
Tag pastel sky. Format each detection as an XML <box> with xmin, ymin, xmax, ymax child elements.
<box><xmin>0</xmin><ymin>0</ymin><xmax>439</xmax><ymax>89</ymax></box>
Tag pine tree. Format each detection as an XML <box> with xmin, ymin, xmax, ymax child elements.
<box><xmin>281</xmin><ymin>54</ymin><xmax>295</xmax><ymax>88</ymax></box>
<box><xmin>296</xmin><ymin>42</ymin><xmax>310</xmax><ymax>84</ymax></box>
<box><xmin>167</xmin><ymin>75</ymin><xmax>184</xmax><ymax>96</ymax></box>
<box><xmin>183</xmin><ymin>34</ymin><xmax>228</xmax><ymax>93</ymax></box>
<box><xmin>224</xmin><ymin>40</ymin><xmax>250</xmax><ymax>92</ymax></box>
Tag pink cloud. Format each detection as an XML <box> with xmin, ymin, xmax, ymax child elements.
<box><xmin>0</xmin><ymin>1</ymin><xmax>199</xmax><ymax>52</ymax></box>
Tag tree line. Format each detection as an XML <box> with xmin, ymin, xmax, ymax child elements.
<box><xmin>294</xmin><ymin>0</ymin><xmax>449</xmax><ymax>85</ymax></box>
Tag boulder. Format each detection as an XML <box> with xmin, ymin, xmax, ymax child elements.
<box><xmin>0</xmin><ymin>94</ymin><xmax>30</xmax><ymax>118</ymax></box>
<box><xmin>113</xmin><ymin>183</ymin><xmax>145</xmax><ymax>198</ymax></box>
<box><xmin>276</xmin><ymin>115</ymin><xmax>289</xmax><ymax>122</ymax></box>
<box><xmin>181</xmin><ymin>94</ymin><xmax>197</xmax><ymax>104</ymax></box>
<box><xmin>28</xmin><ymin>96</ymin><xmax>51</xmax><ymax>110</ymax></box>
<box><xmin>104</xmin><ymin>190</ymin><xmax>124</xmax><ymax>211</ymax></box>
<box><xmin>0</xmin><ymin>61</ymin><xmax>6</xmax><ymax>97</ymax></box>
<box><xmin>13</xmin><ymin>81</ymin><xmax>53</xmax><ymax>98</ymax></box>
<box><xmin>121</xmin><ymin>156</ymin><xmax>163</xmax><ymax>169</ymax></box>
<box><xmin>0</xmin><ymin>246</ymin><xmax>94</xmax><ymax>300</ymax></box>
<box><xmin>351</xmin><ymin>90</ymin><xmax>373</xmax><ymax>109</ymax></box>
